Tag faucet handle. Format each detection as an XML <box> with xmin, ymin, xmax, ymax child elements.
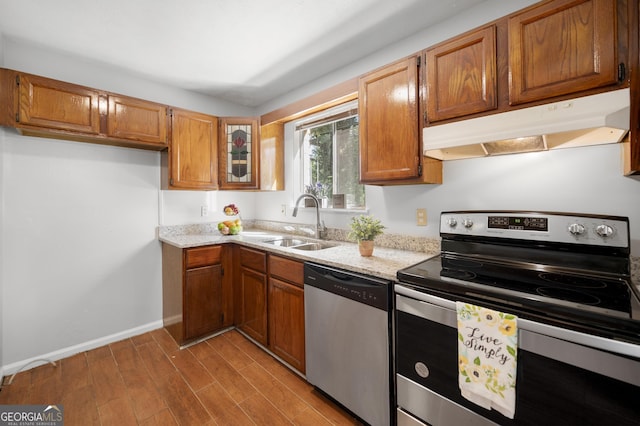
<box><xmin>318</xmin><ymin>221</ymin><xmax>328</xmax><ymax>239</ymax></box>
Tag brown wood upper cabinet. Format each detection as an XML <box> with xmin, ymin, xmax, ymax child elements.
<box><xmin>162</xmin><ymin>108</ymin><xmax>218</xmax><ymax>190</ymax></box>
<box><xmin>358</xmin><ymin>56</ymin><xmax>442</xmax><ymax>184</ymax></box>
<box><xmin>0</xmin><ymin>68</ymin><xmax>168</xmax><ymax>150</ymax></box>
<box><xmin>106</xmin><ymin>94</ymin><xmax>168</xmax><ymax>146</ymax></box>
<box><xmin>15</xmin><ymin>72</ymin><xmax>101</xmax><ymax>134</ymax></box>
<box><xmin>508</xmin><ymin>0</ymin><xmax>619</xmax><ymax>105</ymax></box>
<box><xmin>259</xmin><ymin>121</ymin><xmax>284</xmax><ymax>191</ymax></box>
<box><xmin>425</xmin><ymin>25</ymin><xmax>497</xmax><ymax>123</ymax></box>
<box><xmin>219</xmin><ymin>117</ymin><xmax>260</xmax><ymax>190</ymax></box>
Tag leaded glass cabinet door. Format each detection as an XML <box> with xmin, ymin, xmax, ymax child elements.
<box><xmin>219</xmin><ymin>117</ymin><xmax>260</xmax><ymax>189</ymax></box>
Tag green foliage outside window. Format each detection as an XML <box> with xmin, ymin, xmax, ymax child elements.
<box><xmin>304</xmin><ymin>115</ymin><xmax>365</xmax><ymax>208</ymax></box>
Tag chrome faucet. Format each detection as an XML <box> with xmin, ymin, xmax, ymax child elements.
<box><xmin>292</xmin><ymin>193</ymin><xmax>327</xmax><ymax>239</ymax></box>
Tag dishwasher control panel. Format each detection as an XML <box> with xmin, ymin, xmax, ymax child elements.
<box><xmin>304</xmin><ymin>262</ymin><xmax>390</xmax><ymax>311</ymax></box>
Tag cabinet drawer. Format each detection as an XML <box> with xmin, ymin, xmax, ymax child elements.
<box><xmin>269</xmin><ymin>255</ymin><xmax>303</xmax><ymax>287</ymax></box>
<box><xmin>185</xmin><ymin>245</ymin><xmax>222</xmax><ymax>269</ymax></box>
<box><xmin>240</xmin><ymin>247</ymin><xmax>267</xmax><ymax>273</ymax></box>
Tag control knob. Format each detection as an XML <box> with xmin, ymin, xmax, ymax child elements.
<box><xmin>462</xmin><ymin>218</ymin><xmax>474</xmax><ymax>229</ymax></box>
<box><xmin>595</xmin><ymin>224</ymin><xmax>615</xmax><ymax>238</ymax></box>
<box><xmin>446</xmin><ymin>218</ymin><xmax>458</xmax><ymax>228</ymax></box>
<box><xmin>567</xmin><ymin>223</ymin><xmax>585</xmax><ymax>235</ymax></box>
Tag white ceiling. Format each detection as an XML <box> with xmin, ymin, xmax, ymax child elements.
<box><xmin>0</xmin><ymin>0</ymin><xmax>485</xmax><ymax>108</ymax></box>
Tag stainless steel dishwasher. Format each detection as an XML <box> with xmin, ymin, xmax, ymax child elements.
<box><xmin>304</xmin><ymin>262</ymin><xmax>392</xmax><ymax>426</ymax></box>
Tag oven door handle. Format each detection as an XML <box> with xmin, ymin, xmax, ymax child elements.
<box><xmin>395</xmin><ymin>285</ymin><xmax>640</xmax><ymax>387</ymax></box>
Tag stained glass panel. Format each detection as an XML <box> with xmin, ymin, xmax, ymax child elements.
<box><xmin>226</xmin><ymin>123</ymin><xmax>252</xmax><ymax>183</ymax></box>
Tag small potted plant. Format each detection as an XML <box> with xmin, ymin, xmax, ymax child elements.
<box><xmin>348</xmin><ymin>214</ymin><xmax>385</xmax><ymax>257</ymax></box>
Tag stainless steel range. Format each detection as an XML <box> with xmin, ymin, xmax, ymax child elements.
<box><xmin>395</xmin><ymin>211</ymin><xmax>640</xmax><ymax>426</ymax></box>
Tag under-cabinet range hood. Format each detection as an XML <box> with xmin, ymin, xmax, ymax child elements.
<box><xmin>424</xmin><ymin>88</ymin><xmax>630</xmax><ymax>160</ymax></box>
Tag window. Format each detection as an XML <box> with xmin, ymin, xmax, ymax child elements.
<box><xmin>296</xmin><ymin>102</ymin><xmax>365</xmax><ymax>209</ymax></box>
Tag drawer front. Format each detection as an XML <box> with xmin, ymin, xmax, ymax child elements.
<box><xmin>185</xmin><ymin>245</ymin><xmax>222</xmax><ymax>269</ymax></box>
<box><xmin>240</xmin><ymin>246</ymin><xmax>267</xmax><ymax>273</ymax></box>
<box><xmin>269</xmin><ymin>255</ymin><xmax>303</xmax><ymax>287</ymax></box>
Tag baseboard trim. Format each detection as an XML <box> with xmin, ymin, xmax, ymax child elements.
<box><xmin>1</xmin><ymin>320</ymin><xmax>163</xmax><ymax>376</ymax></box>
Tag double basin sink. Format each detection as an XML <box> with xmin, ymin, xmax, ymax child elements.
<box><xmin>262</xmin><ymin>237</ymin><xmax>335</xmax><ymax>251</ymax></box>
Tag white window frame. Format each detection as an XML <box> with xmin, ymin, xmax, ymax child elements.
<box><xmin>292</xmin><ymin>100</ymin><xmax>365</xmax><ymax>211</ymax></box>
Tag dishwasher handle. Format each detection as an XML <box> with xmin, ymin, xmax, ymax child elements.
<box><xmin>304</xmin><ymin>262</ymin><xmax>390</xmax><ymax>310</ymax></box>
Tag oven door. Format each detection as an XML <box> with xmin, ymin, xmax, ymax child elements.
<box><xmin>395</xmin><ymin>285</ymin><xmax>640</xmax><ymax>426</ymax></box>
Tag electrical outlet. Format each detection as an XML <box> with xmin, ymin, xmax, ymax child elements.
<box><xmin>416</xmin><ymin>208</ymin><xmax>427</xmax><ymax>226</ymax></box>
<box><xmin>280</xmin><ymin>204</ymin><xmax>287</xmax><ymax>216</ymax></box>
<box><xmin>201</xmin><ymin>205</ymin><xmax>208</xmax><ymax>217</ymax></box>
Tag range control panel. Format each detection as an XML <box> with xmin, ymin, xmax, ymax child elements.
<box><xmin>440</xmin><ymin>211</ymin><xmax>629</xmax><ymax>248</ymax></box>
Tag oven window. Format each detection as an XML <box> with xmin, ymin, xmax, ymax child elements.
<box><xmin>396</xmin><ymin>310</ymin><xmax>640</xmax><ymax>425</ymax></box>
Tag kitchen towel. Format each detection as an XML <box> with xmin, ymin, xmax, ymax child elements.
<box><xmin>456</xmin><ymin>302</ymin><xmax>518</xmax><ymax>419</ymax></box>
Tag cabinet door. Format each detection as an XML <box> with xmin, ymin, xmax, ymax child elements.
<box><xmin>219</xmin><ymin>117</ymin><xmax>260</xmax><ymax>189</ymax></box>
<box><xmin>259</xmin><ymin>121</ymin><xmax>284</xmax><ymax>191</ymax></box>
<box><xmin>238</xmin><ymin>266</ymin><xmax>268</xmax><ymax>345</ymax></box>
<box><xmin>426</xmin><ymin>25</ymin><xmax>497</xmax><ymax>122</ymax></box>
<box><xmin>168</xmin><ymin>109</ymin><xmax>218</xmax><ymax>190</ymax></box>
<box><xmin>509</xmin><ymin>0</ymin><xmax>618</xmax><ymax>105</ymax></box>
<box><xmin>184</xmin><ymin>264</ymin><xmax>223</xmax><ymax>340</ymax></box>
<box><xmin>358</xmin><ymin>57</ymin><xmax>422</xmax><ymax>182</ymax></box>
<box><xmin>107</xmin><ymin>95</ymin><xmax>168</xmax><ymax>146</ymax></box>
<box><xmin>17</xmin><ymin>73</ymin><xmax>100</xmax><ymax>134</ymax></box>
<box><xmin>268</xmin><ymin>277</ymin><xmax>305</xmax><ymax>373</ymax></box>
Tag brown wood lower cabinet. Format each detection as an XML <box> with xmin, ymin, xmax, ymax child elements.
<box><xmin>162</xmin><ymin>244</ymin><xmax>233</xmax><ymax>346</ymax></box>
<box><xmin>234</xmin><ymin>247</ymin><xmax>306</xmax><ymax>373</ymax></box>
<box><xmin>237</xmin><ymin>246</ymin><xmax>269</xmax><ymax>345</ymax></box>
<box><xmin>268</xmin><ymin>255</ymin><xmax>305</xmax><ymax>373</ymax></box>
<box><xmin>184</xmin><ymin>263</ymin><xmax>223</xmax><ymax>339</ymax></box>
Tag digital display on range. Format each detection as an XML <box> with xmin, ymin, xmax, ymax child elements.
<box><xmin>488</xmin><ymin>216</ymin><xmax>548</xmax><ymax>231</ymax></box>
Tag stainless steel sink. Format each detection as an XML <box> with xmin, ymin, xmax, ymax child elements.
<box><xmin>290</xmin><ymin>242</ymin><xmax>334</xmax><ymax>251</ymax></box>
<box><xmin>262</xmin><ymin>237</ymin><xmax>335</xmax><ymax>251</ymax></box>
<box><xmin>262</xmin><ymin>238</ymin><xmax>308</xmax><ymax>247</ymax></box>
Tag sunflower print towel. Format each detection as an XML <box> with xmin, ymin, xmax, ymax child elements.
<box><xmin>456</xmin><ymin>302</ymin><xmax>518</xmax><ymax>419</ymax></box>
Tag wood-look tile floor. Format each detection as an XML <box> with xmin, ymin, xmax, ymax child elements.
<box><xmin>0</xmin><ymin>328</ymin><xmax>362</xmax><ymax>425</ymax></box>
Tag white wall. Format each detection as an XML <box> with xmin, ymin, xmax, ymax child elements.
<box><xmin>2</xmin><ymin>0</ymin><xmax>639</xmax><ymax>373</ymax></box>
<box><xmin>252</xmin><ymin>0</ymin><xmax>640</xmax><ymax>256</ymax></box>
<box><xmin>257</xmin><ymin>120</ymin><xmax>640</xmax><ymax>255</ymax></box>
<box><xmin>2</xmin><ymin>38</ymin><xmax>253</xmax><ymax>118</ymax></box>
<box><xmin>0</xmin><ymin>39</ymin><xmax>257</xmax><ymax>372</ymax></box>
<box><xmin>2</xmin><ymin>133</ymin><xmax>162</xmax><ymax>369</ymax></box>
<box><xmin>257</xmin><ymin>0</ymin><xmax>539</xmax><ymax>115</ymax></box>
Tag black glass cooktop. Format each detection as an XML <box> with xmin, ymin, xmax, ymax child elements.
<box><xmin>397</xmin><ymin>254</ymin><xmax>640</xmax><ymax>343</ymax></box>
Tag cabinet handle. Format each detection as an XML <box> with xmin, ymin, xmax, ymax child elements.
<box><xmin>618</xmin><ymin>63</ymin><xmax>626</xmax><ymax>82</ymax></box>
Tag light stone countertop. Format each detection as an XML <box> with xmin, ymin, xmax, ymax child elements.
<box><xmin>159</xmin><ymin>222</ymin><xmax>640</xmax><ymax>287</ymax></box>
<box><xmin>158</xmin><ymin>227</ymin><xmax>437</xmax><ymax>282</ymax></box>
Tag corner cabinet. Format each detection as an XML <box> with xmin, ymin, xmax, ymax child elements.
<box><xmin>162</xmin><ymin>244</ymin><xmax>233</xmax><ymax>346</ymax></box>
<box><xmin>162</xmin><ymin>108</ymin><xmax>218</xmax><ymax>190</ymax></box>
<box><xmin>508</xmin><ymin>0</ymin><xmax>620</xmax><ymax>105</ymax></box>
<box><xmin>358</xmin><ymin>57</ymin><xmax>442</xmax><ymax>185</ymax></box>
<box><xmin>219</xmin><ymin>117</ymin><xmax>260</xmax><ymax>190</ymax></box>
<box><xmin>0</xmin><ymin>68</ymin><xmax>168</xmax><ymax>150</ymax></box>
<box><xmin>425</xmin><ymin>25</ymin><xmax>497</xmax><ymax>122</ymax></box>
